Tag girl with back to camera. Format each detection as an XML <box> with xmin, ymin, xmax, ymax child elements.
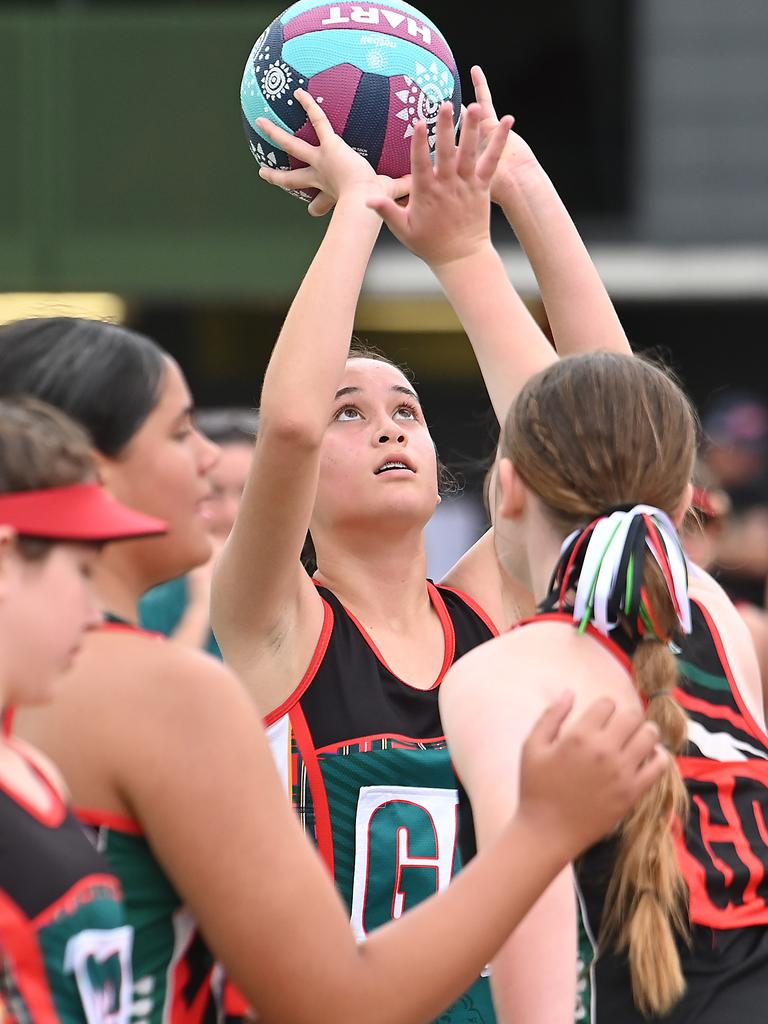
<box><xmin>432</xmin><ymin>67</ymin><xmax>768</xmax><ymax>1024</ymax></box>
<box><xmin>0</xmin><ymin>397</ymin><xmax>168</xmax><ymax>1024</ymax></box>
<box><xmin>0</xmin><ymin>316</ymin><xmax>663</xmax><ymax>1024</ymax></box>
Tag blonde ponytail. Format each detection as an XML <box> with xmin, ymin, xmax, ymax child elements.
<box><xmin>501</xmin><ymin>353</ymin><xmax>700</xmax><ymax>1016</ymax></box>
<box><xmin>599</xmin><ymin>566</ymin><xmax>690</xmax><ymax>1016</ymax></box>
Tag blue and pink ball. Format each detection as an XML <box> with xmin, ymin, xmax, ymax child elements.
<box><xmin>240</xmin><ymin>0</ymin><xmax>461</xmax><ymax>199</ymax></box>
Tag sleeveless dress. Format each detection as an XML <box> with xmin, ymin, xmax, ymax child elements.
<box><xmin>578</xmin><ymin>597</ymin><xmax>768</xmax><ymax>1023</ymax></box>
<box><xmin>266</xmin><ymin>582</ymin><xmax>498</xmax><ymax>1024</ymax></box>
<box><xmin>0</xmin><ymin>741</ymin><xmax>133</xmax><ymax>1024</ymax></box>
<box><xmin>460</xmin><ymin>599</ymin><xmax>768</xmax><ymax>1023</ymax></box>
<box><xmin>76</xmin><ymin>619</ymin><xmax>248</xmax><ymax>1024</ymax></box>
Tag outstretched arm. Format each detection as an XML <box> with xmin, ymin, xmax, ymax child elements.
<box><xmin>471</xmin><ymin>66</ymin><xmax>632</xmax><ymax>359</ymax></box>
<box><xmin>367</xmin><ymin>103</ymin><xmax>556</xmax><ymax>621</ymax></box>
<box><xmin>368</xmin><ymin>102</ymin><xmax>556</xmax><ymax>428</ymax></box>
<box><xmin>212</xmin><ymin>91</ymin><xmax>396</xmax><ymax>709</ymax></box>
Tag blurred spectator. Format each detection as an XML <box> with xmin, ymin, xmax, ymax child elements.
<box><xmin>701</xmin><ymin>391</ymin><xmax>768</xmax><ymax>606</ymax></box>
<box><xmin>139</xmin><ymin>407</ymin><xmax>257</xmax><ymax>656</ymax></box>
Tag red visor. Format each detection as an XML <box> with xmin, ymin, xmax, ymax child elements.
<box><xmin>0</xmin><ymin>483</ymin><xmax>167</xmax><ymax>542</ymax></box>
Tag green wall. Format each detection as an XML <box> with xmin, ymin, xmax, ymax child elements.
<box><xmin>0</xmin><ymin>6</ymin><xmax>325</xmax><ymax>299</ymax></box>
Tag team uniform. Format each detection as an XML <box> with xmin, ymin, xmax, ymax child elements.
<box><xmin>266</xmin><ymin>582</ymin><xmax>497</xmax><ymax>1024</ymax></box>
<box><xmin>458</xmin><ymin>591</ymin><xmax>768</xmax><ymax>1023</ymax></box>
<box><xmin>76</xmin><ymin>620</ymin><xmax>248</xmax><ymax>1024</ymax></box>
<box><xmin>577</xmin><ymin>596</ymin><xmax>768</xmax><ymax>1023</ymax></box>
<box><xmin>0</xmin><ymin>742</ymin><xmax>133</xmax><ymax>1024</ymax></box>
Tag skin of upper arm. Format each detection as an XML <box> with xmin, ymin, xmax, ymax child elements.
<box><xmin>114</xmin><ymin>652</ymin><xmax>367</xmax><ymax>1022</ymax></box>
<box><xmin>211</xmin><ymin>429</ymin><xmax>324</xmax><ymax>658</ymax></box>
<box><xmin>441</xmin><ymin>645</ymin><xmax>576</xmax><ymax>1024</ymax></box>
<box><xmin>211</xmin><ymin>431</ymin><xmax>327</xmax><ymax>715</ymax></box>
<box><xmin>440</xmin><ymin>628</ymin><xmax>638</xmax><ymax>1023</ymax></box>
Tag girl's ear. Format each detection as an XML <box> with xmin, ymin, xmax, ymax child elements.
<box><xmin>90</xmin><ymin>449</ymin><xmax>113</xmax><ymax>489</ymax></box>
<box><xmin>497</xmin><ymin>458</ymin><xmax>527</xmax><ymax>521</ymax></box>
<box><xmin>673</xmin><ymin>481</ymin><xmax>695</xmax><ymax>529</ymax></box>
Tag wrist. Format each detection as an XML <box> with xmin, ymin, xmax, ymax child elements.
<box><xmin>431</xmin><ymin>242</ymin><xmax>503</xmax><ymax>281</ymax></box>
<box><xmin>491</xmin><ymin>157</ymin><xmax>543</xmax><ymax>208</ymax></box>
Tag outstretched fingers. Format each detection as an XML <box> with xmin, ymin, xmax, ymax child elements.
<box><xmin>475</xmin><ymin>114</ymin><xmax>514</xmax><ymax>185</ymax></box>
<box><xmin>254</xmin><ymin>117</ymin><xmax>316</xmax><ymax>165</ymax></box>
<box><xmin>455</xmin><ymin>103</ymin><xmax>483</xmax><ymax>179</ymax></box>
<box><xmin>435</xmin><ymin>102</ymin><xmax>458</xmax><ymax>178</ymax></box>
<box><xmin>293</xmin><ymin>88</ymin><xmax>336</xmax><ymax>143</ymax></box>
<box><xmin>470</xmin><ymin>64</ymin><xmax>498</xmax><ymax>121</ymax></box>
<box><xmin>366</xmin><ymin>194</ymin><xmax>409</xmax><ymax>236</ymax></box>
<box><xmin>409</xmin><ymin>117</ymin><xmax>435</xmax><ymax>184</ymax></box>
<box><xmin>258</xmin><ymin>166</ymin><xmax>316</xmax><ymax>191</ymax></box>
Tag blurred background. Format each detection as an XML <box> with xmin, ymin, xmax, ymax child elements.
<box><xmin>2</xmin><ymin>0</ymin><xmax>768</xmax><ymax>586</ymax></box>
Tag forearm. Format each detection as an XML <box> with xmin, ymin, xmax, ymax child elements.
<box><xmin>494</xmin><ymin>161</ymin><xmax>631</xmax><ymax>357</ymax></box>
<box><xmin>433</xmin><ymin>244</ymin><xmax>556</xmax><ymax>425</ymax></box>
<box><xmin>490</xmin><ymin>868</ymin><xmax>577</xmax><ymax>1024</ymax></box>
<box><xmin>258</xmin><ymin>191</ymin><xmax>383</xmax><ymax>436</ymax></box>
<box><xmin>347</xmin><ymin>814</ymin><xmax>571</xmax><ymax>1024</ymax></box>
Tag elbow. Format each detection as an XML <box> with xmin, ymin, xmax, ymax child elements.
<box><xmin>257</xmin><ymin>410</ymin><xmax>325</xmax><ymax>452</ymax></box>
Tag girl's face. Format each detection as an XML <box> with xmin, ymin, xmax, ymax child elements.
<box><xmin>205</xmin><ymin>442</ymin><xmax>253</xmax><ymax>540</ymax></box>
<box><xmin>312</xmin><ymin>359</ymin><xmax>440</xmax><ymax>536</ymax></box>
<box><xmin>99</xmin><ymin>358</ymin><xmax>219</xmax><ymax>587</ymax></box>
<box><xmin>0</xmin><ymin>539</ymin><xmax>102</xmax><ymax>706</ymax></box>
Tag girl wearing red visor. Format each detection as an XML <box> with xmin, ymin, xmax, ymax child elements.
<box><xmin>0</xmin><ymin>397</ymin><xmax>165</xmax><ymax>1024</ymax></box>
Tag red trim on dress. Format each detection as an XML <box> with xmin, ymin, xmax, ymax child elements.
<box><xmin>32</xmin><ymin>874</ymin><xmax>123</xmax><ymax>929</ymax></box>
<box><xmin>2</xmin><ymin>705</ymin><xmax>15</xmax><ymax>737</ymax></box>
<box><xmin>512</xmin><ymin>612</ymin><xmax>634</xmax><ymax>675</ymax></box>
<box><xmin>315</xmin><ymin>731</ymin><xmax>447</xmax><ymax>755</ymax></box>
<box><xmin>692</xmin><ymin>598</ymin><xmax>768</xmax><ymax>747</ymax></box>
<box><xmin>427</xmin><ymin>582</ymin><xmax>455</xmax><ymax>688</ymax></box>
<box><xmin>341</xmin><ymin>582</ymin><xmax>455</xmax><ymax>692</ymax></box>
<box><xmin>98</xmin><ymin>621</ymin><xmax>164</xmax><ymax>639</ymax></box>
<box><xmin>435</xmin><ymin>584</ymin><xmax>500</xmax><ymax>638</ymax></box>
<box><xmin>264</xmin><ymin>598</ymin><xmax>335</xmax><ymax>727</ymax></box>
<box><xmin>0</xmin><ymin>890</ymin><xmax>62</xmax><ymax>1022</ymax></box>
<box><xmin>75</xmin><ymin>807</ymin><xmax>144</xmax><ymax>835</ymax></box>
<box><xmin>0</xmin><ymin>743</ymin><xmax>66</xmax><ymax>828</ymax></box>
<box><xmin>288</xmin><ymin>703</ymin><xmax>335</xmax><ymax>877</ymax></box>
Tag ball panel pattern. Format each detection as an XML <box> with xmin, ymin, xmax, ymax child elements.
<box><xmin>279</xmin><ymin>0</ymin><xmax>441</xmax><ymax>34</ymax></box>
<box><xmin>240</xmin><ymin>0</ymin><xmax>461</xmax><ymax>189</ymax></box>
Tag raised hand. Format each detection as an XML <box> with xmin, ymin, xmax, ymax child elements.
<box><xmin>366</xmin><ymin>101</ymin><xmax>513</xmax><ymax>269</ymax></box>
<box><xmin>517</xmin><ymin>693</ymin><xmax>668</xmax><ymax>859</ymax></box>
<box><xmin>469</xmin><ymin>65</ymin><xmax>538</xmax><ymax>202</ymax></box>
<box><xmin>254</xmin><ymin>90</ymin><xmax>408</xmax><ymax>215</ymax></box>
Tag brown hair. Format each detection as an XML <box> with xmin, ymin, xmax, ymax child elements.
<box><xmin>0</xmin><ymin>397</ymin><xmax>96</xmax><ymax>560</ymax></box>
<box><xmin>501</xmin><ymin>352</ymin><xmax>696</xmax><ymax>1016</ymax></box>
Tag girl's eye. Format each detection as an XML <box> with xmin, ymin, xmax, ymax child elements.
<box><xmin>335</xmin><ymin>406</ymin><xmax>361</xmax><ymax>422</ymax></box>
<box><xmin>395</xmin><ymin>404</ymin><xmax>418</xmax><ymax>420</ymax></box>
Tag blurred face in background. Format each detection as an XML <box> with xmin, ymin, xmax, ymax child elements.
<box><xmin>205</xmin><ymin>442</ymin><xmax>253</xmax><ymax>540</ymax></box>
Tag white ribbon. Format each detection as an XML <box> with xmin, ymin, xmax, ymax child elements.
<box><xmin>567</xmin><ymin>504</ymin><xmax>691</xmax><ymax>638</ymax></box>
